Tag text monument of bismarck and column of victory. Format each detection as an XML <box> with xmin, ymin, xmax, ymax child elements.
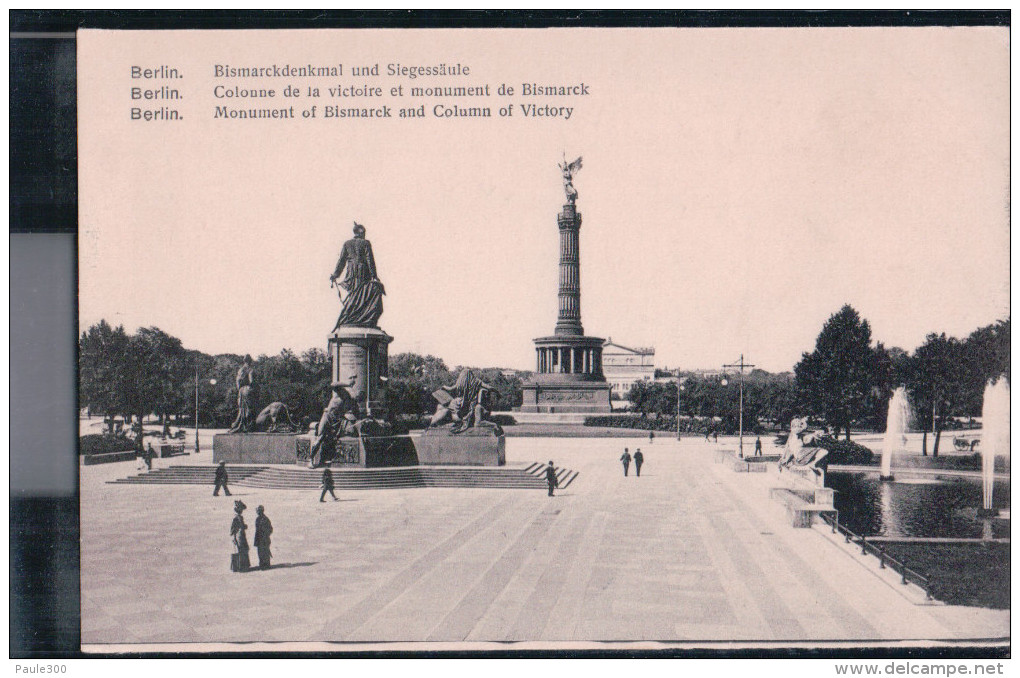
<box><xmin>520</xmin><ymin>157</ymin><xmax>612</xmax><ymax>413</ymax></box>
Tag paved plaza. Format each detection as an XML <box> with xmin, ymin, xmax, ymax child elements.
<box><xmin>80</xmin><ymin>436</ymin><xmax>1009</xmax><ymax>650</ymax></box>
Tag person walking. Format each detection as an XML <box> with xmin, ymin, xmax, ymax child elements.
<box><xmin>545</xmin><ymin>460</ymin><xmax>558</xmax><ymax>497</ymax></box>
<box><xmin>320</xmin><ymin>466</ymin><xmax>339</xmax><ymax>502</ymax></box>
<box><xmin>253</xmin><ymin>505</ymin><xmax>273</xmax><ymax>570</ymax></box>
<box><xmin>649</xmin><ymin>430</ymin><xmax>655</xmax><ymax>444</ymax></box>
<box><xmin>144</xmin><ymin>443</ymin><xmax>155</xmax><ymax>470</ymax></box>
<box><xmin>620</xmin><ymin>448</ymin><xmax>632</xmax><ymax>476</ymax></box>
<box><xmin>712</xmin><ymin>430</ymin><xmax>719</xmax><ymax>443</ymax></box>
<box><xmin>704</xmin><ymin>429</ymin><xmax>711</xmax><ymax>442</ymax></box>
<box><xmin>230</xmin><ymin>500</ymin><xmax>250</xmax><ymax>573</ymax></box>
<box><xmin>634</xmin><ymin>449</ymin><xmax>644</xmax><ymax>477</ymax></box>
<box><xmin>754</xmin><ymin>436</ymin><xmax>763</xmax><ymax>457</ymax></box>
<box><xmin>213</xmin><ymin>461</ymin><xmax>231</xmax><ymax>496</ymax></box>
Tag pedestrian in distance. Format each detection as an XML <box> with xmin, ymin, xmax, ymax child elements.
<box><xmin>704</xmin><ymin>429</ymin><xmax>711</xmax><ymax>443</ymax></box>
<box><xmin>634</xmin><ymin>449</ymin><xmax>644</xmax><ymax>477</ymax></box>
<box><xmin>213</xmin><ymin>461</ymin><xmax>231</xmax><ymax>496</ymax></box>
<box><xmin>713</xmin><ymin>430</ymin><xmax>719</xmax><ymax>443</ymax></box>
<box><xmin>230</xmin><ymin>500</ymin><xmax>250</xmax><ymax>573</ymax></box>
<box><xmin>620</xmin><ymin>448</ymin><xmax>632</xmax><ymax>476</ymax></box>
<box><xmin>545</xmin><ymin>460</ymin><xmax>559</xmax><ymax>497</ymax></box>
<box><xmin>320</xmin><ymin>466</ymin><xmax>339</xmax><ymax>502</ymax></box>
<box><xmin>253</xmin><ymin>505</ymin><xmax>273</xmax><ymax>570</ymax></box>
<box><xmin>755</xmin><ymin>436</ymin><xmax>763</xmax><ymax>457</ymax></box>
<box><xmin>145</xmin><ymin>443</ymin><xmax>155</xmax><ymax>470</ymax></box>
<box><xmin>649</xmin><ymin>430</ymin><xmax>655</xmax><ymax>444</ymax></box>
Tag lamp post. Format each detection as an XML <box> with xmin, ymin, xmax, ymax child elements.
<box><xmin>723</xmin><ymin>354</ymin><xmax>755</xmax><ymax>458</ymax></box>
<box><xmin>194</xmin><ymin>366</ymin><xmax>216</xmax><ymax>454</ymax></box>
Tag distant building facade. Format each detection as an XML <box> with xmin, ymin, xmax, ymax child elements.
<box><xmin>602</xmin><ymin>339</ymin><xmax>655</xmax><ymax>397</ymax></box>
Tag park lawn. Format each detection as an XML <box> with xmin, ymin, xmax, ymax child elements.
<box><xmin>881</xmin><ymin>542</ymin><xmax>1010</xmax><ymax>609</ymax></box>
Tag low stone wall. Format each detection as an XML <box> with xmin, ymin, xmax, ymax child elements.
<box><xmin>413</xmin><ymin>427</ymin><xmax>505</xmax><ymax>466</ymax></box>
<box><xmin>82</xmin><ymin>450</ymin><xmax>137</xmax><ymax>465</ymax></box>
<box><xmin>213</xmin><ymin>433</ymin><xmax>305</xmax><ymax>464</ymax></box>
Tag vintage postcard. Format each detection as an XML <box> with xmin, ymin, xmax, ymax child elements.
<box><xmin>76</xmin><ymin>26</ymin><xmax>1009</xmax><ymax>654</ymax></box>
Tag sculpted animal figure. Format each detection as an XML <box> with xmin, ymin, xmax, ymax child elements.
<box><xmin>255</xmin><ymin>402</ymin><xmax>300</xmax><ymax>433</ymax></box>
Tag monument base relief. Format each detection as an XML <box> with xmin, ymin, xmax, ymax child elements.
<box><xmin>415</xmin><ymin>427</ymin><xmax>506</xmax><ymax>466</ymax></box>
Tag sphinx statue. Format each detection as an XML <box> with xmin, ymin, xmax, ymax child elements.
<box><xmin>778</xmin><ymin>416</ymin><xmax>829</xmax><ymax>484</ymax></box>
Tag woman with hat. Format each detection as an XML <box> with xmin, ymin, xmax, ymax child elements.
<box><xmin>230</xmin><ymin>500</ymin><xmax>250</xmax><ymax>572</ymax></box>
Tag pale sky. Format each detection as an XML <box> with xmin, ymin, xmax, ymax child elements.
<box><xmin>78</xmin><ymin>27</ymin><xmax>1010</xmax><ymax>373</ymax></box>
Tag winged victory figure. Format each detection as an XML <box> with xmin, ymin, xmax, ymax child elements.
<box><xmin>559</xmin><ymin>155</ymin><xmax>583</xmax><ymax>203</ymax></box>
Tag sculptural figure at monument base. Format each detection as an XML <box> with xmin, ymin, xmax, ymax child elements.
<box><xmin>427</xmin><ymin>369</ymin><xmax>503</xmax><ymax>436</ymax></box>
<box><xmin>778</xmin><ymin>416</ymin><xmax>829</xmax><ymax>484</ymax></box>
<box><xmin>228</xmin><ymin>355</ymin><xmax>256</xmax><ymax>433</ymax></box>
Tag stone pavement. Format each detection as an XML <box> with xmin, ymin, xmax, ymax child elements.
<box><xmin>80</xmin><ymin>437</ymin><xmax>1009</xmax><ymax>649</ymax></box>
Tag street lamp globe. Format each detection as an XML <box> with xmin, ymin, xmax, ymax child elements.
<box><xmin>720</xmin><ymin>378</ymin><xmax>728</xmax><ymax>386</ymax></box>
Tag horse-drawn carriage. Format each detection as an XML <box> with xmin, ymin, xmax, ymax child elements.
<box><xmin>953</xmin><ymin>436</ymin><xmax>980</xmax><ymax>452</ymax></box>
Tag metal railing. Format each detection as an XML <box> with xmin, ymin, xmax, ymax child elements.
<box><xmin>820</xmin><ymin>513</ymin><xmax>934</xmax><ymax>600</ymax></box>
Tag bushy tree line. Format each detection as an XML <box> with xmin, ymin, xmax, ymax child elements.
<box><xmin>624</xmin><ymin>371</ymin><xmax>796</xmax><ymax>435</ymax></box>
<box><xmin>79</xmin><ymin>322</ymin><xmax>525</xmax><ymax>431</ymax></box>
<box><xmin>623</xmin><ymin>307</ymin><xmax>1008</xmax><ymax>453</ymax></box>
<box><xmin>792</xmin><ymin>305</ymin><xmax>1008</xmax><ymax>455</ymax></box>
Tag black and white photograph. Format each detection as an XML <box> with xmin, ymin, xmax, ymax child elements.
<box><xmin>13</xmin><ymin>13</ymin><xmax>1011</xmax><ymax>661</ymax></box>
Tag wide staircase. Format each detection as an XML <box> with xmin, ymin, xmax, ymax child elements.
<box><xmin>109</xmin><ymin>462</ymin><xmax>579</xmax><ymax>491</ymax></box>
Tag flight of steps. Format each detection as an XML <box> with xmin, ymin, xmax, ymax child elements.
<box><xmin>109</xmin><ymin>462</ymin><xmax>579</xmax><ymax>491</ymax></box>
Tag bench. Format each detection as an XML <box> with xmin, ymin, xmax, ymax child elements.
<box><xmin>769</xmin><ymin>487</ymin><xmax>835</xmax><ymax>527</ymax></box>
<box><xmin>731</xmin><ymin>458</ymin><xmax>768</xmax><ymax>473</ymax></box>
<box><xmin>714</xmin><ymin>449</ymin><xmax>737</xmax><ymax>464</ymax></box>
<box><xmin>155</xmin><ymin>442</ymin><xmax>187</xmax><ymax>457</ymax></box>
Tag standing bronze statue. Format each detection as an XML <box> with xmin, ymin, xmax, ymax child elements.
<box><xmin>331</xmin><ymin>222</ymin><xmax>385</xmax><ymax>329</ymax></box>
<box><xmin>228</xmin><ymin>355</ymin><xmax>256</xmax><ymax>433</ymax></box>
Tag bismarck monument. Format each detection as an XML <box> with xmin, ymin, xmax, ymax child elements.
<box><xmin>215</xmin><ymin>222</ymin><xmax>410</xmax><ymax>467</ymax></box>
<box><xmin>214</xmin><ymin>221</ymin><xmax>502</xmax><ymax>467</ymax></box>
<box><xmin>519</xmin><ymin>157</ymin><xmax>612</xmax><ymax>413</ymax></box>
<box><xmin>327</xmin><ymin>221</ymin><xmax>393</xmax><ymax>421</ymax></box>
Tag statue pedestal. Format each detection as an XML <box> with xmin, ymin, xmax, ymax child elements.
<box><xmin>414</xmin><ymin>427</ymin><xmax>506</xmax><ymax>466</ymax></box>
<box><xmin>328</xmin><ymin>326</ymin><xmax>393</xmax><ymax>419</ymax></box>
<box><xmin>213</xmin><ymin>433</ymin><xmax>307</xmax><ymax>464</ymax></box>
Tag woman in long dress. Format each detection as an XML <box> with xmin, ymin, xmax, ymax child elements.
<box><xmin>230</xmin><ymin>500</ymin><xmax>250</xmax><ymax>572</ymax></box>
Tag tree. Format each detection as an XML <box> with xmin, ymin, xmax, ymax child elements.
<box><xmin>866</xmin><ymin>343</ymin><xmax>910</xmax><ymax>432</ymax></box>
<box><xmin>903</xmin><ymin>333</ymin><xmax>967</xmax><ymax>456</ymax></box>
<box><xmin>131</xmin><ymin>327</ymin><xmax>191</xmax><ymax>424</ymax></box>
<box><xmin>961</xmin><ymin>319</ymin><xmax>1010</xmax><ymax>416</ymax></box>
<box><xmin>79</xmin><ymin>320</ymin><xmax>131</xmax><ymax>433</ymax></box>
<box><xmin>794</xmin><ymin>305</ymin><xmax>876</xmax><ymax>440</ymax></box>
<box><xmin>388</xmin><ymin>353</ymin><xmax>453</xmax><ymax>416</ymax></box>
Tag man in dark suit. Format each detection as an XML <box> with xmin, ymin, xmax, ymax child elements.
<box><xmin>633</xmin><ymin>449</ymin><xmax>644</xmax><ymax>477</ymax></box>
<box><xmin>330</xmin><ymin>222</ymin><xmax>385</xmax><ymax>329</ymax></box>
<box><xmin>545</xmin><ymin>460</ymin><xmax>558</xmax><ymax>497</ymax></box>
<box><xmin>320</xmin><ymin>466</ymin><xmax>339</xmax><ymax>502</ymax></box>
<box><xmin>213</xmin><ymin>461</ymin><xmax>231</xmax><ymax>496</ymax></box>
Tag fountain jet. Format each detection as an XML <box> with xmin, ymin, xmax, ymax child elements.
<box><xmin>978</xmin><ymin>378</ymin><xmax>1009</xmax><ymax>517</ymax></box>
<box><xmin>881</xmin><ymin>387</ymin><xmax>911</xmax><ymax>481</ymax></box>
